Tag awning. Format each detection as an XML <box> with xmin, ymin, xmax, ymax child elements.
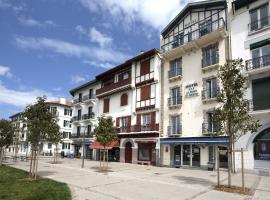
<box><xmin>90</xmin><ymin>140</ymin><xmax>119</xmax><ymax>150</ymax></box>
<box><xmin>160</xmin><ymin>136</ymin><xmax>228</xmax><ymax>145</ymax></box>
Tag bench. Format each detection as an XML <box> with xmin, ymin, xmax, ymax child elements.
<box><xmin>137</xmin><ymin>161</ymin><xmax>151</xmax><ymax>166</ymax></box>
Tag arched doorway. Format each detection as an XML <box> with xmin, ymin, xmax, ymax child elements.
<box><xmin>254</xmin><ymin>127</ymin><xmax>270</xmax><ymax>161</ymax></box>
<box><xmin>125</xmin><ymin>142</ymin><xmax>132</xmax><ymax>163</ymax></box>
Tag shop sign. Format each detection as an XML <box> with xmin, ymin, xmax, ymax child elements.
<box><xmin>185</xmin><ymin>82</ymin><xmax>199</xmax><ymax>97</ymax></box>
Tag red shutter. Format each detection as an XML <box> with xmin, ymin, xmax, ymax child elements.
<box><xmin>140</xmin><ymin>59</ymin><xmax>150</xmax><ymax>76</ymax></box>
<box><xmin>141</xmin><ymin>85</ymin><xmax>151</xmax><ymax>101</ymax></box>
<box><xmin>103</xmin><ymin>98</ymin><xmax>110</xmax><ymax>113</ymax></box>
<box><xmin>151</xmin><ymin>112</ymin><xmax>156</xmax><ymax>130</ymax></box>
<box><xmin>116</xmin><ymin>117</ymin><xmax>120</xmax><ymax>127</ymax></box>
<box><xmin>128</xmin><ymin>116</ymin><xmax>131</xmax><ymax>126</ymax></box>
<box><xmin>137</xmin><ymin>114</ymin><xmax>141</xmax><ymax>125</ymax></box>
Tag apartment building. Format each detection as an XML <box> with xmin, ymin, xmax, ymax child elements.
<box><xmin>70</xmin><ymin>80</ymin><xmax>99</xmax><ymax>159</ymax></box>
<box><xmin>41</xmin><ymin>98</ymin><xmax>73</xmax><ymax>156</ymax></box>
<box><xmin>95</xmin><ymin>49</ymin><xmax>162</xmax><ymax>165</ymax></box>
<box><xmin>231</xmin><ymin>0</ymin><xmax>270</xmax><ymax>170</ymax></box>
<box><xmin>159</xmin><ymin>0</ymin><xmax>229</xmax><ymax>168</ymax></box>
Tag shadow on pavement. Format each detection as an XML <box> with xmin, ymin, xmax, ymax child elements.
<box><xmin>38</xmin><ymin>171</ymin><xmax>56</xmax><ymax>177</ymax></box>
<box><xmin>172</xmin><ymin>175</ymin><xmax>214</xmax><ymax>186</ymax></box>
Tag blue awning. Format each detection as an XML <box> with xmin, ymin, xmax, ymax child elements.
<box><xmin>160</xmin><ymin>136</ymin><xmax>228</xmax><ymax>145</ymax></box>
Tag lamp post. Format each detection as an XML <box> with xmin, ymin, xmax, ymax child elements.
<box><xmin>81</xmin><ymin>126</ymin><xmax>87</xmax><ymax>168</ymax></box>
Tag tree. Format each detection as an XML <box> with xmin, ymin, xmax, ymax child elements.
<box><xmin>95</xmin><ymin>116</ymin><xmax>117</xmax><ymax>170</ymax></box>
<box><xmin>0</xmin><ymin>119</ymin><xmax>14</xmax><ymax>166</ymax></box>
<box><xmin>215</xmin><ymin>59</ymin><xmax>261</xmax><ymax>187</ymax></box>
<box><xmin>23</xmin><ymin>96</ymin><xmax>60</xmax><ymax>179</ymax></box>
<box><xmin>47</xmin><ymin>124</ymin><xmax>61</xmax><ymax>164</ymax></box>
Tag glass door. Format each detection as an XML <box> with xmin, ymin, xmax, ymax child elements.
<box><xmin>192</xmin><ymin>145</ymin><xmax>200</xmax><ymax>167</ymax></box>
<box><xmin>174</xmin><ymin>145</ymin><xmax>181</xmax><ymax>166</ymax></box>
<box><xmin>183</xmin><ymin>145</ymin><xmax>190</xmax><ymax>165</ymax></box>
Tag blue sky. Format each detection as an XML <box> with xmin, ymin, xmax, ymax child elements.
<box><xmin>0</xmin><ymin>0</ymin><xmax>195</xmax><ymax>119</ymax></box>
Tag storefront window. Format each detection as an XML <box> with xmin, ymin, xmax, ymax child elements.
<box><xmin>138</xmin><ymin>144</ymin><xmax>150</xmax><ymax>161</ymax></box>
<box><xmin>208</xmin><ymin>145</ymin><xmax>215</xmax><ymax>162</ymax></box>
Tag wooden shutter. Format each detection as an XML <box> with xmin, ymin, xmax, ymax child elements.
<box><xmin>120</xmin><ymin>93</ymin><xmax>128</xmax><ymax>106</ymax></box>
<box><xmin>103</xmin><ymin>98</ymin><xmax>110</xmax><ymax>113</ymax></box>
<box><xmin>140</xmin><ymin>85</ymin><xmax>151</xmax><ymax>100</ymax></box>
<box><xmin>140</xmin><ymin>59</ymin><xmax>150</xmax><ymax>75</ymax></box>
<box><xmin>151</xmin><ymin>112</ymin><xmax>156</xmax><ymax>129</ymax></box>
<box><xmin>128</xmin><ymin>116</ymin><xmax>131</xmax><ymax>126</ymax></box>
<box><xmin>137</xmin><ymin>114</ymin><xmax>141</xmax><ymax>125</ymax></box>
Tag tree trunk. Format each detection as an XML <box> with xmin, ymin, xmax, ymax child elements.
<box><xmin>228</xmin><ymin>135</ymin><xmax>232</xmax><ymax>187</ymax></box>
<box><xmin>35</xmin><ymin>150</ymin><xmax>39</xmax><ymax>180</ymax></box>
<box><xmin>232</xmin><ymin>135</ymin><xmax>236</xmax><ymax>173</ymax></box>
<box><xmin>29</xmin><ymin>149</ymin><xmax>33</xmax><ymax>178</ymax></box>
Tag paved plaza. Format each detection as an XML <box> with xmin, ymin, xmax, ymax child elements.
<box><xmin>4</xmin><ymin>157</ymin><xmax>270</xmax><ymax>200</ymax></box>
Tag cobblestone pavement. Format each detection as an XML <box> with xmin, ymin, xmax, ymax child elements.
<box><xmin>5</xmin><ymin>157</ymin><xmax>268</xmax><ymax>200</ymax></box>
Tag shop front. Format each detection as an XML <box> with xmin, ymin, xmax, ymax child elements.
<box><xmin>90</xmin><ymin>140</ymin><xmax>120</xmax><ymax>162</ymax></box>
<box><xmin>160</xmin><ymin>136</ymin><xmax>228</xmax><ymax>169</ymax></box>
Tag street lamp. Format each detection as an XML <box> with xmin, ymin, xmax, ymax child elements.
<box><xmin>81</xmin><ymin>126</ymin><xmax>87</xmax><ymax>168</ymax></box>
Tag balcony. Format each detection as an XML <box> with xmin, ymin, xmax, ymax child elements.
<box><xmin>135</xmin><ymin>72</ymin><xmax>154</xmax><ymax>85</ymax></box>
<box><xmin>246</xmin><ymin>54</ymin><xmax>270</xmax><ymax>75</ymax></box>
<box><xmin>82</xmin><ymin>94</ymin><xmax>96</xmax><ymax>103</ymax></box>
<box><xmin>82</xmin><ymin>113</ymin><xmax>95</xmax><ymax>121</ymax></box>
<box><xmin>70</xmin><ymin>133</ymin><xmax>94</xmax><ymax>139</ymax></box>
<box><xmin>96</xmin><ymin>78</ymin><xmax>132</xmax><ymax>97</ymax></box>
<box><xmin>202</xmin><ymin>54</ymin><xmax>219</xmax><ymax>72</ymax></box>
<box><xmin>202</xmin><ymin>123</ymin><xmax>219</xmax><ymax>135</ymax></box>
<box><xmin>168</xmin><ymin>96</ymin><xmax>182</xmax><ymax>108</ymax></box>
<box><xmin>167</xmin><ymin>125</ymin><xmax>182</xmax><ymax>137</ymax></box>
<box><xmin>73</xmin><ymin>98</ymin><xmax>83</xmax><ymax>106</ymax></box>
<box><xmin>202</xmin><ymin>87</ymin><xmax>219</xmax><ymax>103</ymax></box>
<box><xmin>248</xmin><ymin>16</ymin><xmax>270</xmax><ymax>34</ymax></box>
<box><xmin>161</xmin><ymin>18</ymin><xmax>226</xmax><ymax>59</ymax></box>
<box><xmin>168</xmin><ymin>67</ymin><xmax>182</xmax><ymax>81</ymax></box>
<box><xmin>117</xmin><ymin>124</ymin><xmax>159</xmax><ymax>133</ymax></box>
<box><xmin>136</xmin><ymin>98</ymin><xmax>156</xmax><ymax>111</ymax></box>
<box><xmin>71</xmin><ymin>116</ymin><xmax>81</xmax><ymax>123</ymax></box>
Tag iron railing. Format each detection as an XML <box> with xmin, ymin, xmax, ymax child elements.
<box><xmin>246</xmin><ymin>54</ymin><xmax>270</xmax><ymax>71</ymax></box>
<box><xmin>249</xmin><ymin>16</ymin><xmax>270</xmax><ymax>33</ymax></box>
<box><xmin>161</xmin><ymin>18</ymin><xmax>225</xmax><ymax>52</ymax></box>
<box><xmin>202</xmin><ymin>87</ymin><xmax>219</xmax><ymax>100</ymax></box>
<box><xmin>202</xmin><ymin>122</ymin><xmax>219</xmax><ymax>134</ymax></box>
<box><xmin>82</xmin><ymin>113</ymin><xmax>95</xmax><ymax>120</ymax></box>
<box><xmin>167</xmin><ymin>125</ymin><xmax>182</xmax><ymax>136</ymax></box>
<box><xmin>168</xmin><ymin>96</ymin><xmax>182</xmax><ymax>107</ymax></box>
<box><xmin>82</xmin><ymin>94</ymin><xmax>96</xmax><ymax>102</ymax></box>
<box><xmin>116</xmin><ymin>124</ymin><xmax>159</xmax><ymax>133</ymax></box>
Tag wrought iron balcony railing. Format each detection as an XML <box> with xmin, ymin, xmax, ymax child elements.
<box><xmin>167</xmin><ymin>125</ymin><xmax>182</xmax><ymax>136</ymax></box>
<box><xmin>168</xmin><ymin>67</ymin><xmax>182</xmax><ymax>78</ymax></box>
<box><xmin>116</xmin><ymin>124</ymin><xmax>159</xmax><ymax>133</ymax></box>
<box><xmin>82</xmin><ymin>113</ymin><xmax>95</xmax><ymax>120</ymax></box>
<box><xmin>202</xmin><ymin>87</ymin><xmax>219</xmax><ymax>100</ymax></box>
<box><xmin>70</xmin><ymin>133</ymin><xmax>94</xmax><ymax>139</ymax></box>
<box><xmin>82</xmin><ymin>94</ymin><xmax>96</xmax><ymax>102</ymax></box>
<box><xmin>246</xmin><ymin>54</ymin><xmax>270</xmax><ymax>71</ymax></box>
<box><xmin>168</xmin><ymin>96</ymin><xmax>182</xmax><ymax>107</ymax></box>
<box><xmin>161</xmin><ymin>18</ymin><xmax>225</xmax><ymax>53</ymax></box>
<box><xmin>249</xmin><ymin>16</ymin><xmax>270</xmax><ymax>33</ymax></box>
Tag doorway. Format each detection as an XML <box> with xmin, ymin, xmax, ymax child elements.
<box><xmin>174</xmin><ymin>145</ymin><xmax>181</xmax><ymax>166</ymax></box>
<box><xmin>192</xmin><ymin>145</ymin><xmax>200</xmax><ymax>167</ymax></box>
<box><xmin>125</xmin><ymin>142</ymin><xmax>132</xmax><ymax>163</ymax></box>
<box><xmin>183</xmin><ymin>145</ymin><xmax>190</xmax><ymax>165</ymax></box>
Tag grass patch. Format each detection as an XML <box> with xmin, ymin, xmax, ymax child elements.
<box><xmin>0</xmin><ymin>165</ymin><xmax>72</xmax><ymax>200</ymax></box>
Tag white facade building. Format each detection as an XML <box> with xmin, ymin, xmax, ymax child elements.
<box><xmin>230</xmin><ymin>0</ymin><xmax>270</xmax><ymax>170</ymax></box>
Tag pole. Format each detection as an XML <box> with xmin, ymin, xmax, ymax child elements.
<box><xmin>216</xmin><ymin>145</ymin><xmax>220</xmax><ymax>188</ymax></box>
<box><xmin>241</xmin><ymin>148</ymin><xmax>245</xmax><ymax>192</ymax></box>
<box><xmin>81</xmin><ymin>126</ymin><xmax>87</xmax><ymax>168</ymax></box>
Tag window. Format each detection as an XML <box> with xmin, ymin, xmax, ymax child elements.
<box><xmin>63</xmin><ymin>120</ymin><xmax>71</xmax><ymax>128</ymax></box>
<box><xmin>64</xmin><ymin>108</ymin><xmax>72</xmax><ymax>116</ymax></box>
<box><xmin>89</xmin><ymin>89</ymin><xmax>93</xmax><ymax>99</ymax></box>
<box><xmin>50</xmin><ymin>107</ymin><xmax>57</xmax><ymax>115</ymax></box>
<box><xmin>120</xmin><ymin>93</ymin><xmax>128</xmax><ymax>106</ymax></box>
<box><xmin>120</xmin><ymin>117</ymin><xmax>128</xmax><ymax>127</ymax></box>
<box><xmin>48</xmin><ymin>143</ymin><xmax>52</xmax><ymax>149</ymax></box>
<box><xmin>142</xmin><ymin>114</ymin><xmax>151</xmax><ymax>126</ymax></box>
<box><xmin>103</xmin><ymin>77</ymin><xmax>114</xmax><ymax>86</ymax></box>
<box><xmin>208</xmin><ymin>145</ymin><xmax>215</xmax><ymax>162</ymax></box>
<box><xmin>87</xmin><ymin>125</ymin><xmax>91</xmax><ymax>134</ymax></box>
<box><xmin>205</xmin><ymin>78</ymin><xmax>218</xmax><ymax>99</ymax></box>
<box><xmin>78</xmin><ymin>109</ymin><xmax>81</xmax><ymax>120</ymax></box>
<box><xmin>169</xmin><ymin>115</ymin><xmax>181</xmax><ymax>135</ymax></box>
<box><xmin>252</xmin><ymin>77</ymin><xmax>270</xmax><ymax>111</ymax></box>
<box><xmin>138</xmin><ymin>143</ymin><xmax>150</xmax><ymax>161</ymax></box>
<box><xmin>122</xmin><ymin>72</ymin><xmax>129</xmax><ymax>80</ymax></box>
<box><xmin>103</xmin><ymin>98</ymin><xmax>110</xmax><ymax>113</ymax></box>
<box><xmin>63</xmin><ymin>132</ymin><xmax>70</xmax><ymax>138</ymax></box>
<box><xmin>77</xmin><ymin>126</ymin><xmax>81</xmax><ymax>136</ymax></box>
<box><xmin>79</xmin><ymin>93</ymin><xmax>82</xmax><ymax>102</ymax></box>
<box><xmin>172</xmin><ymin>33</ymin><xmax>183</xmax><ymax>48</ymax></box>
<box><xmin>250</xmin><ymin>4</ymin><xmax>269</xmax><ymax>32</ymax></box>
<box><xmin>199</xmin><ymin>19</ymin><xmax>212</xmax><ymax>36</ymax></box>
<box><xmin>251</xmin><ymin>44</ymin><xmax>270</xmax><ymax>68</ymax></box>
<box><xmin>202</xmin><ymin>44</ymin><xmax>218</xmax><ymax>67</ymax></box>
<box><xmin>206</xmin><ymin>111</ymin><xmax>219</xmax><ymax>133</ymax></box>
<box><xmin>170</xmin><ymin>87</ymin><xmax>181</xmax><ymax>105</ymax></box>
<box><xmin>169</xmin><ymin>58</ymin><xmax>182</xmax><ymax>77</ymax></box>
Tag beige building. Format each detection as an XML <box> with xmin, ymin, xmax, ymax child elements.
<box><xmin>160</xmin><ymin>0</ymin><xmax>229</xmax><ymax>168</ymax></box>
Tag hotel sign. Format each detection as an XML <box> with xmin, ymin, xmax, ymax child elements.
<box><xmin>185</xmin><ymin>82</ymin><xmax>199</xmax><ymax>97</ymax></box>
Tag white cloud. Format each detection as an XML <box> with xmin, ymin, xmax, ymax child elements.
<box><xmin>18</xmin><ymin>16</ymin><xmax>56</xmax><ymax>27</ymax></box>
<box><xmin>71</xmin><ymin>75</ymin><xmax>86</xmax><ymax>84</ymax></box>
<box><xmin>79</xmin><ymin>0</ymin><xmax>189</xmax><ymax>30</ymax></box>
<box><xmin>83</xmin><ymin>60</ymin><xmax>114</xmax><ymax>69</ymax></box>
<box><xmin>15</xmin><ymin>36</ymin><xmax>129</xmax><ymax>63</ymax></box>
<box><xmin>89</xmin><ymin>27</ymin><xmax>112</xmax><ymax>47</ymax></box>
<box><xmin>0</xmin><ymin>65</ymin><xmax>12</xmax><ymax>78</ymax></box>
<box><xmin>75</xmin><ymin>25</ymin><xmax>112</xmax><ymax>47</ymax></box>
<box><xmin>0</xmin><ymin>81</ymin><xmax>57</xmax><ymax>108</ymax></box>
<box><xmin>0</xmin><ymin>0</ymin><xmax>26</xmax><ymax>12</ymax></box>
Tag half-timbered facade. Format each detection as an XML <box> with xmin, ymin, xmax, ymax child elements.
<box><xmin>160</xmin><ymin>0</ymin><xmax>229</xmax><ymax>168</ymax></box>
